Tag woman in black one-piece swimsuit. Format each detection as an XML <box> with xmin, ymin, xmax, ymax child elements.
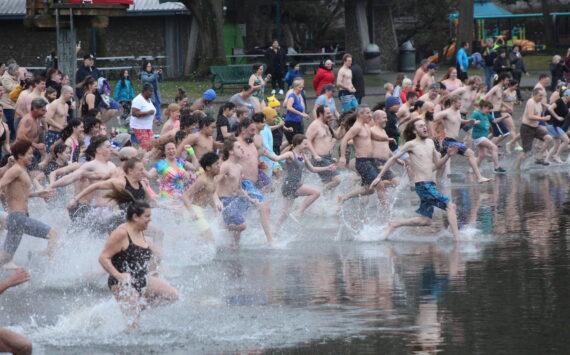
<box><xmin>99</xmin><ymin>186</ymin><xmax>178</xmax><ymax>328</ymax></box>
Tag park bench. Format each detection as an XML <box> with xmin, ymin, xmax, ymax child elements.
<box><xmin>209</xmin><ymin>64</ymin><xmax>254</xmax><ymax>94</ymax></box>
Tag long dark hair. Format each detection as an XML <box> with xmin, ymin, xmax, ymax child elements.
<box><xmin>119</xmin><ymin>70</ymin><xmax>129</xmax><ymax>89</ymax></box>
<box><xmin>106</xmin><ymin>185</ymin><xmax>150</xmax><ymax>221</ymax></box>
<box><xmin>61</xmin><ymin>118</ymin><xmax>82</xmax><ymax>142</ymax></box>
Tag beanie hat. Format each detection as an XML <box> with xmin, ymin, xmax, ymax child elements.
<box><xmin>262</xmin><ymin>107</ymin><xmax>278</xmax><ymax>121</ymax></box>
<box><xmin>385</xmin><ymin>96</ymin><xmax>400</xmax><ymax>108</ymax></box>
<box><xmin>203</xmin><ymin>89</ymin><xmax>216</xmax><ymax>101</ymax></box>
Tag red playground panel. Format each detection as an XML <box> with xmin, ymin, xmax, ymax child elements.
<box><xmin>65</xmin><ymin>0</ymin><xmax>134</xmax><ymax>4</ymax></box>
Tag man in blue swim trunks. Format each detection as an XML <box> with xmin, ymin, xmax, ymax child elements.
<box><xmin>371</xmin><ymin>118</ymin><xmax>462</xmax><ymax>240</ymax></box>
<box><xmin>336</xmin><ymin>54</ymin><xmax>359</xmax><ymax>113</ymax></box>
<box><xmin>433</xmin><ymin>96</ymin><xmax>492</xmax><ymax>183</ymax></box>
<box><xmin>214</xmin><ymin>137</ymin><xmax>270</xmax><ymax>247</ymax></box>
<box><xmin>233</xmin><ymin>120</ymin><xmax>274</xmax><ymax>244</ymax></box>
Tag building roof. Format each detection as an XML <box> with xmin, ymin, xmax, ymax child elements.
<box><xmin>0</xmin><ymin>0</ymin><xmax>189</xmax><ymax>19</ymax></box>
<box><xmin>474</xmin><ymin>1</ymin><xmax>513</xmax><ymax>18</ymax></box>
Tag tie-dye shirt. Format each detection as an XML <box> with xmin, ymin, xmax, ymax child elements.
<box><xmin>154</xmin><ymin>158</ymin><xmax>196</xmax><ymax>198</ymax></box>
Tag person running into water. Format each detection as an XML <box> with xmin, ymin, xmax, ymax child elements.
<box><xmin>469</xmin><ymin>100</ymin><xmax>506</xmax><ymax>172</ymax></box>
<box><xmin>433</xmin><ymin>96</ymin><xmax>492</xmax><ymax>182</ymax></box>
<box><xmin>99</xmin><ymin>187</ymin><xmax>178</xmax><ymax>328</ymax></box>
<box><xmin>214</xmin><ymin>137</ymin><xmax>265</xmax><ymax>247</ymax></box>
<box><xmin>181</xmin><ymin>152</ymin><xmax>221</xmax><ymax>242</ymax></box>
<box><xmin>263</xmin><ymin>134</ymin><xmax>336</xmax><ymax>227</ymax></box>
<box><xmin>514</xmin><ymin>88</ymin><xmax>553</xmax><ymax>170</ymax></box>
<box><xmin>371</xmin><ymin>118</ymin><xmax>461</xmax><ymax>240</ymax></box>
<box><xmin>0</xmin><ymin>139</ymin><xmax>58</xmax><ymax>268</ymax></box>
<box><xmin>305</xmin><ymin>105</ymin><xmax>343</xmax><ymax>191</ymax></box>
<box><xmin>148</xmin><ymin>142</ymin><xmax>196</xmax><ymax>200</ymax></box>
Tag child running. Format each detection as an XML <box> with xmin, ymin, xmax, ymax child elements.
<box><xmin>263</xmin><ymin>134</ymin><xmax>336</xmax><ymax>227</ymax></box>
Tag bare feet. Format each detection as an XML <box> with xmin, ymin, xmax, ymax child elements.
<box><xmin>2</xmin><ymin>261</ymin><xmax>21</xmax><ymax>270</ymax></box>
<box><xmin>505</xmin><ymin>141</ymin><xmax>513</xmax><ymax>155</ymax></box>
<box><xmin>553</xmin><ymin>156</ymin><xmax>564</xmax><ymax>164</ymax></box>
<box><xmin>336</xmin><ymin>194</ymin><xmax>347</xmax><ymax>212</ymax></box>
<box><xmin>477</xmin><ymin>176</ymin><xmax>493</xmax><ymax>183</ymax></box>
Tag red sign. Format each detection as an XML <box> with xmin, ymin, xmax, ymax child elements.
<box><xmin>65</xmin><ymin>0</ymin><xmax>134</xmax><ymax>4</ymax></box>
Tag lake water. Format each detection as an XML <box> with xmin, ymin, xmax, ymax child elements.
<box><xmin>2</xmin><ymin>163</ymin><xmax>570</xmax><ymax>354</ymax></box>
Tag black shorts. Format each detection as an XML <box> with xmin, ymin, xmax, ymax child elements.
<box><xmin>284</xmin><ymin>121</ymin><xmax>304</xmax><ymax>144</ymax></box>
<box><xmin>355</xmin><ymin>158</ymin><xmax>379</xmax><ymax>186</ymax></box>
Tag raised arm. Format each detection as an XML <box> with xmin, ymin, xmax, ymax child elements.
<box><xmin>49</xmin><ymin>162</ymin><xmax>82</xmax><ymax>185</ymax></box>
<box><xmin>50</xmin><ymin>163</ymin><xmax>92</xmax><ymax>188</ymax></box>
<box><xmin>371</xmin><ymin>142</ymin><xmax>412</xmax><ymax>187</ymax></box>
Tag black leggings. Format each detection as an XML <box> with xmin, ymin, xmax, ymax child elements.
<box><xmin>284</xmin><ymin>121</ymin><xmax>304</xmax><ymax>144</ymax></box>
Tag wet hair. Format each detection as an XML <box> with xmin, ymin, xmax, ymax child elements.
<box><xmin>252</xmin><ymin>63</ymin><xmax>264</xmax><ymax>73</ymax></box>
<box><xmin>53</xmin><ymin>143</ymin><xmax>68</xmax><ymax>158</ymax></box>
<box><xmin>406</xmin><ymin>91</ymin><xmax>418</xmax><ymax>100</ymax></box>
<box><xmin>83</xmin><ymin>117</ymin><xmax>102</xmax><ymax>135</ymax></box>
<box><xmin>61</xmin><ymin>118</ymin><xmax>82</xmax><ymax>142</ymax></box>
<box><xmin>175</xmin><ymin>87</ymin><xmax>187</xmax><ymax>103</ymax></box>
<box><xmin>85</xmin><ymin>135</ymin><xmax>107</xmax><ymax>159</ymax></box>
<box><xmin>252</xmin><ymin>112</ymin><xmax>265</xmax><ymax>123</ymax></box>
<box><xmin>106</xmin><ymin>185</ymin><xmax>150</xmax><ymax>221</ymax></box>
<box><xmin>11</xmin><ymin>139</ymin><xmax>32</xmax><ymax>160</ymax></box>
<box><xmin>199</xmin><ymin>151</ymin><xmax>219</xmax><ymax>170</ymax></box>
<box><xmin>122</xmin><ymin>157</ymin><xmax>142</xmax><ymax>174</ymax></box>
<box><xmin>237</xmin><ymin>117</ymin><xmax>253</xmax><ymax>135</ymax></box>
<box><xmin>403</xmin><ymin>118</ymin><xmax>422</xmax><ymax>141</ymax></box>
<box><xmin>31</xmin><ymin>97</ymin><xmax>47</xmax><ymax>110</ymax></box>
<box><xmin>292</xmin><ymin>134</ymin><xmax>306</xmax><ymax>147</ymax></box>
<box><xmin>199</xmin><ymin>116</ymin><xmax>215</xmax><ymax>129</ymax></box>
<box><xmin>175</xmin><ymin>130</ymin><xmax>187</xmax><ymax>145</ymax></box>
<box><xmin>222</xmin><ymin>136</ymin><xmax>237</xmax><ymax>160</ymax></box>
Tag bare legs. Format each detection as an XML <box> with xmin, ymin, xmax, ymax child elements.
<box><xmin>476</xmin><ymin>139</ymin><xmax>500</xmax><ymax>169</ymax></box>
<box><xmin>0</xmin><ymin>329</ymin><xmax>32</xmax><ymax>355</ymax></box>
<box><xmin>464</xmin><ymin>150</ymin><xmax>492</xmax><ymax>182</ymax></box>
<box><xmin>277</xmin><ymin>185</ymin><xmax>321</xmax><ymax>228</ymax></box>
<box><xmin>384</xmin><ymin>202</ymin><xmax>460</xmax><ymax>240</ymax></box>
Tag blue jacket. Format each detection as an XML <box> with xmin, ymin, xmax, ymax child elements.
<box><xmin>285</xmin><ymin>69</ymin><xmax>302</xmax><ymax>88</ymax></box>
<box><xmin>456</xmin><ymin>48</ymin><xmax>473</xmax><ymax>72</ymax></box>
<box><xmin>140</xmin><ymin>71</ymin><xmax>162</xmax><ymax>102</ymax></box>
<box><xmin>113</xmin><ymin>78</ymin><xmax>135</xmax><ymax>102</ymax></box>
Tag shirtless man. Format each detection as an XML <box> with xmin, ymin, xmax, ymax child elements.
<box><xmin>0</xmin><ymin>139</ymin><xmax>57</xmax><ymax>268</ymax></box>
<box><xmin>419</xmin><ymin>63</ymin><xmax>438</xmax><ymax>93</ymax></box>
<box><xmin>433</xmin><ymin>96</ymin><xmax>492</xmax><ymax>182</ymax></box>
<box><xmin>484</xmin><ymin>73</ymin><xmax>511</xmax><ymax>146</ymax></box>
<box><xmin>514</xmin><ymin>88</ymin><xmax>553</xmax><ymax>170</ymax></box>
<box><xmin>336</xmin><ymin>54</ymin><xmax>359</xmax><ymax>113</ymax></box>
<box><xmin>45</xmin><ymin>85</ymin><xmax>73</xmax><ymax>151</ymax></box>
<box><xmin>175</xmin><ymin>116</ymin><xmax>220</xmax><ymax>163</ymax></box>
<box><xmin>181</xmin><ymin>152</ymin><xmax>221</xmax><ymax>242</ymax></box>
<box><xmin>397</xmin><ymin>91</ymin><xmax>418</xmax><ymax>131</ymax></box>
<box><xmin>451</xmin><ymin>76</ymin><xmax>481</xmax><ymax>146</ymax></box>
<box><xmin>305</xmin><ymin>105</ymin><xmax>342</xmax><ymax>191</ymax></box>
<box><xmin>419</xmin><ymin>83</ymin><xmax>441</xmax><ymax>107</ymax></box>
<box><xmin>235</xmin><ymin>118</ymin><xmax>273</xmax><ymax>244</ymax></box>
<box><xmin>413</xmin><ymin>59</ymin><xmax>429</xmax><ymax>93</ymax></box>
<box><xmin>214</xmin><ymin>137</ymin><xmax>261</xmax><ymax>247</ymax></box>
<box><xmin>338</xmin><ymin>110</ymin><xmax>399</xmax><ymax>207</ymax></box>
<box><xmin>50</xmin><ymin>136</ymin><xmax>117</xmax><ymax>230</ymax></box>
<box><xmin>17</xmin><ymin>98</ymin><xmax>47</xmax><ymax>175</ymax></box>
<box><xmin>337</xmin><ymin>105</ymin><xmax>395</xmax><ymax>206</ymax></box>
<box><xmin>15</xmin><ymin>76</ymin><xmax>45</xmax><ymax>121</ymax></box>
<box><xmin>371</xmin><ymin>118</ymin><xmax>461</xmax><ymax>240</ymax></box>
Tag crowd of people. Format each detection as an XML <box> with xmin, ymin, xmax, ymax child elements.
<box><xmin>0</xmin><ymin>41</ymin><xmax>570</xmax><ymax>349</ymax></box>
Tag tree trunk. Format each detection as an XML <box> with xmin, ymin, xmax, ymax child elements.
<box><xmin>344</xmin><ymin>0</ymin><xmax>366</xmax><ymax>68</ymax></box>
<box><xmin>540</xmin><ymin>0</ymin><xmax>554</xmax><ymax>48</ymax></box>
<box><xmin>372</xmin><ymin>1</ymin><xmax>398</xmax><ymax>71</ymax></box>
<box><xmin>179</xmin><ymin>0</ymin><xmax>225</xmax><ymax>77</ymax></box>
<box><xmin>456</xmin><ymin>0</ymin><xmax>473</xmax><ymax>63</ymax></box>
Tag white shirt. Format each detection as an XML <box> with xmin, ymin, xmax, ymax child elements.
<box><xmin>130</xmin><ymin>94</ymin><xmax>155</xmax><ymax>130</ymax></box>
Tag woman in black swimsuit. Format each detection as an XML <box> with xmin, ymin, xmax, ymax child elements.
<box><xmin>98</xmin><ymin>185</ymin><xmax>178</xmax><ymax>328</ymax></box>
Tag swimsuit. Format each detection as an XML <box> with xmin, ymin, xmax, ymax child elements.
<box><xmin>154</xmin><ymin>158</ymin><xmax>196</xmax><ymax>199</ymax></box>
<box><xmin>45</xmin><ymin>130</ymin><xmax>62</xmax><ymax>151</ymax></box>
<box><xmin>107</xmin><ymin>231</ymin><xmax>152</xmax><ymax>295</ymax></box>
<box><xmin>282</xmin><ymin>152</ymin><xmax>304</xmax><ymax>199</ymax></box>
<box><xmin>415</xmin><ymin>181</ymin><xmax>450</xmax><ymax>218</ymax></box>
<box><xmin>311</xmin><ymin>155</ymin><xmax>340</xmax><ymax>183</ymax></box>
<box><xmin>69</xmin><ymin>137</ymin><xmax>81</xmax><ymax>163</ymax></box>
<box><xmin>434</xmin><ymin>137</ymin><xmax>469</xmax><ymax>156</ymax></box>
<box><xmin>355</xmin><ymin>157</ymin><xmax>380</xmax><ymax>186</ymax></box>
